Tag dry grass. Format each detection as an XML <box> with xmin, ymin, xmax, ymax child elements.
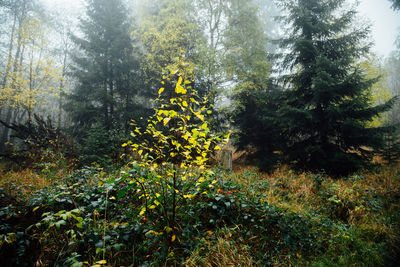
<box><xmin>228</xmin><ymin>162</ymin><xmax>400</xmax><ymax>222</ymax></box>
<box><xmin>228</xmin><ymin>165</ymin><xmax>317</xmax><ymax>214</ymax></box>
<box><xmin>0</xmin><ymin>168</ymin><xmax>56</xmax><ymax>199</ymax></box>
<box><xmin>185</xmin><ymin>230</ymin><xmax>254</xmax><ymax>267</ymax></box>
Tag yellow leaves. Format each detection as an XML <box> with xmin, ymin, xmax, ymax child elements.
<box><xmin>200</xmin><ymin>123</ymin><xmax>208</xmax><ymax>130</ymax></box>
<box><xmin>176</xmin><ymin>85</ymin><xmax>187</xmax><ymax>94</ymax></box>
<box><xmin>124</xmin><ymin>65</ymin><xmax>230</xmax><ymax>239</ymax></box>
<box><xmin>94</xmin><ymin>260</ymin><xmax>107</xmax><ymax>266</ymax></box>
<box><xmin>169</xmin><ymin>110</ymin><xmax>178</xmax><ymax>117</ymax></box>
<box><xmin>145</xmin><ymin>230</ymin><xmax>163</xmax><ymax>237</ymax></box>
<box><xmin>175</xmin><ymin>76</ymin><xmax>187</xmax><ymax>94</ymax></box>
<box><xmin>0</xmin><ymin>17</ymin><xmax>62</xmax><ymax>113</ymax></box>
<box><xmin>163</xmin><ymin>117</ymin><xmax>171</xmax><ymax>126</ymax></box>
<box><xmin>122</xmin><ymin>143</ymin><xmax>128</xmax><ymax>147</ymax></box>
<box><xmin>177</xmin><ymin>76</ymin><xmax>183</xmax><ymax>86</ymax></box>
<box><xmin>139</xmin><ymin>208</ymin><xmax>146</xmax><ymax>216</ymax></box>
<box><xmin>214</xmin><ymin>145</ymin><xmax>221</xmax><ymax>150</ymax></box>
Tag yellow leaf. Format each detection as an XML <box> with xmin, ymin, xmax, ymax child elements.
<box><xmin>177</xmin><ymin>76</ymin><xmax>183</xmax><ymax>86</ymax></box>
<box><xmin>182</xmin><ymin>100</ymin><xmax>188</xmax><ymax>107</ymax></box>
<box><xmin>163</xmin><ymin>117</ymin><xmax>171</xmax><ymax>126</ymax></box>
<box><xmin>175</xmin><ymin>85</ymin><xmax>187</xmax><ymax>94</ymax></box>
<box><xmin>183</xmin><ymin>194</ymin><xmax>195</xmax><ymax>199</ymax></box>
<box><xmin>138</xmin><ymin>150</ymin><xmax>143</xmax><ymax>155</ymax></box>
<box><xmin>149</xmin><ymin>205</ymin><xmax>156</xmax><ymax>209</ymax></box>
<box><xmin>95</xmin><ymin>259</ymin><xmax>107</xmax><ymax>265</ymax></box>
<box><xmin>139</xmin><ymin>208</ymin><xmax>146</xmax><ymax>216</ymax></box>
<box><xmin>33</xmin><ymin>206</ymin><xmax>40</xmax><ymax>212</ymax></box>
<box><xmin>171</xmin><ymin>235</ymin><xmax>176</xmax><ymax>242</ymax></box>
<box><xmin>158</xmin><ymin>87</ymin><xmax>165</xmax><ymax>95</ymax></box>
<box><xmin>122</xmin><ymin>143</ymin><xmax>128</xmax><ymax>147</ymax></box>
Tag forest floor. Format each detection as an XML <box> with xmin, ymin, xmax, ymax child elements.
<box><xmin>0</xmin><ymin>161</ymin><xmax>399</xmax><ymax>266</ymax></box>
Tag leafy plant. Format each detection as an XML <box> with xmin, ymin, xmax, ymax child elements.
<box><xmin>123</xmin><ymin>58</ymin><xmax>229</xmax><ymax>240</ymax></box>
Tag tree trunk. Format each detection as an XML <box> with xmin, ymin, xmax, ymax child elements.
<box><xmin>0</xmin><ymin>107</ymin><xmax>13</xmax><ymax>151</ymax></box>
<box><xmin>0</xmin><ymin>11</ymin><xmax>18</xmax><ymax>118</ymax></box>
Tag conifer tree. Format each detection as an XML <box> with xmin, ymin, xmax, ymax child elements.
<box><xmin>68</xmin><ymin>0</ymin><xmax>141</xmax><ymax>133</ymax></box>
<box><xmin>67</xmin><ymin>0</ymin><xmax>142</xmax><ymax>165</ymax></box>
<box><xmin>277</xmin><ymin>0</ymin><xmax>395</xmax><ymax>175</ymax></box>
<box><xmin>389</xmin><ymin>0</ymin><xmax>400</xmax><ymax>10</ymax></box>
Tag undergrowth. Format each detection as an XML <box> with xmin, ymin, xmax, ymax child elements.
<box><xmin>0</xmin><ymin>163</ymin><xmax>398</xmax><ymax>266</ymax></box>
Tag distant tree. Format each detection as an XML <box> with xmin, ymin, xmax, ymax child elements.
<box><xmin>68</xmin><ymin>0</ymin><xmax>142</xmax><ymax>131</ymax></box>
<box><xmin>275</xmin><ymin>0</ymin><xmax>396</xmax><ymax>175</ymax></box>
<box><xmin>136</xmin><ymin>0</ymin><xmax>204</xmax><ymax>98</ymax></box>
<box><xmin>386</xmin><ymin>37</ymin><xmax>400</xmax><ymax>125</ymax></box>
<box><xmin>383</xmin><ymin>36</ymin><xmax>400</xmax><ymax>162</ymax></box>
<box><xmin>67</xmin><ymin>0</ymin><xmax>142</xmax><ymax>165</ymax></box>
<box><xmin>228</xmin><ymin>0</ymin><xmax>281</xmax><ymax>169</ymax></box>
<box><xmin>0</xmin><ymin>0</ymin><xmax>52</xmax><ymax>151</ymax></box>
<box><xmin>232</xmin><ymin>81</ymin><xmax>284</xmax><ymax>170</ymax></box>
<box><xmin>359</xmin><ymin>54</ymin><xmax>392</xmax><ymax>127</ymax></box>
<box><xmin>389</xmin><ymin>0</ymin><xmax>400</xmax><ymax>11</ymax></box>
<box><xmin>191</xmin><ymin>0</ymin><xmax>272</xmax><ymax>131</ymax></box>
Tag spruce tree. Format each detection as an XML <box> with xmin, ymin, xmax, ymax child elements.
<box><xmin>68</xmin><ymin>0</ymin><xmax>141</xmax><ymax>132</ymax></box>
<box><xmin>389</xmin><ymin>0</ymin><xmax>400</xmax><ymax>11</ymax></box>
<box><xmin>277</xmin><ymin>0</ymin><xmax>395</xmax><ymax>175</ymax></box>
<box><xmin>67</xmin><ymin>0</ymin><xmax>142</xmax><ymax>165</ymax></box>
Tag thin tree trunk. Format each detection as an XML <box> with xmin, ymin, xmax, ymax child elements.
<box><xmin>0</xmin><ymin>14</ymin><xmax>24</xmax><ymax>151</ymax></box>
<box><xmin>0</xmin><ymin>107</ymin><xmax>13</xmax><ymax>151</ymax></box>
<box><xmin>58</xmin><ymin>50</ymin><xmax>67</xmax><ymax>128</ymax></box>
<box><xmin>0</xmin><ymin>11</ymin><xmax>18</xmax><ymax>117</ymax></box>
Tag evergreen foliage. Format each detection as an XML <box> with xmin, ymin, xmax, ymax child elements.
<box><xmin>66</xmin><ymin>0</ymin><xmax>145</xmax><ymax>165</ymax></box>
<box><xmin>67</xmin><ymin>0</ymin><xmax>143</xmax><ymax>133</ymax></box>
<box><xmin>233</xmin><ymin>81</ymin><xmax>284</xmax><ymax>170</ymax></box>
<box><xmin>276</xmin><ymin>0</ymin><xmax>396</xmax><ymax>175</ymax></box>
<box><xmin>389</xmin><ymin>0</ymin><xmax>400</xmax><ymax>11</ymax></box>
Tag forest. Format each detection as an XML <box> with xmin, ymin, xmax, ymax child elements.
<box><xmin>0</xmin><ymin>0</ymin><xmax>400</xmax><ymax>266</ymax></box>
